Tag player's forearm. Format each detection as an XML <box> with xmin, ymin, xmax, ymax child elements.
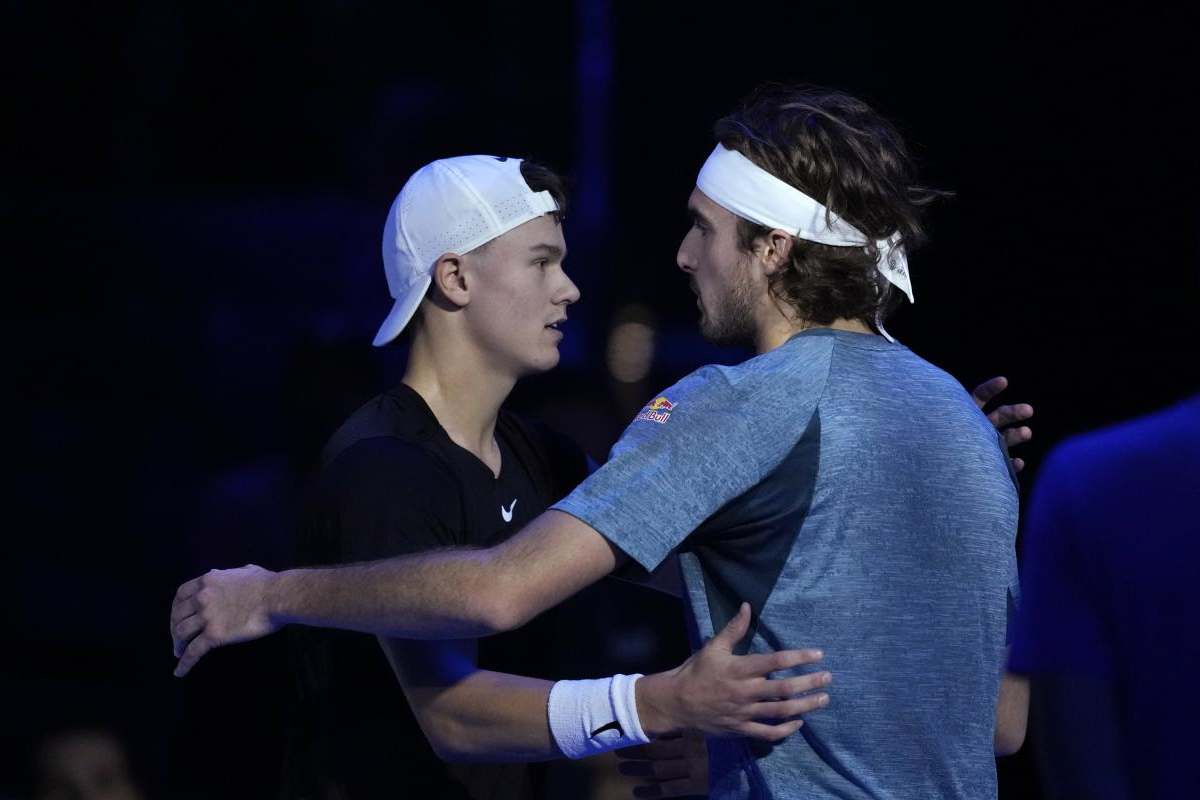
<box><xmin>171</xmin><ymin>512</ymin><xmax>617</xmax><ymax>676</ymax></box>
<box><xmin>994</xmin><ymin>670</ymin><xmax>1029</xmax><ymax>756</ymax></box>
<box><xmin>414</xmin><ymin>669</ymin><xmax>681</xmax><ymax>763</ymax></box>
<box><xmin>267</xmin><ymin>549</ymin><xmax>512</xmax><ymax>639</ymax></box>
<box><xmin>406</xmin><ymin>671</ymin><xmax>559</xmax><ymax>762</ymax></box>
<box><xmin>267</xmin><ymin>511</ymin><xmax>615</xmax><ymax>639</ymax></box>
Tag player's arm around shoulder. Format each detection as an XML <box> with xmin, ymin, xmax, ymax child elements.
<box><xmin>171</xmin><ymin>511</ymin><xmax>626</xmax><ymax>676</ymax></box>
<box><xmin>479</xmin><ymin>509</ymin><xmax>624</xmax><ymax>633</ymax></box>
<box><xmin>169</xmin><ymin>436</ymin><xmax>465</xmax><ymax>674</ymax></box>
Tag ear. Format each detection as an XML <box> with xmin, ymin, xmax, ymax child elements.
<box><xmin>431</xmin><ymin>253</ymin><xmax>470</xmax><ymax>309</ymax></box>
<box><xmin>756</xmin><ymin>229</ymin><xmax>794</xmax><ymax>276</ymax></box>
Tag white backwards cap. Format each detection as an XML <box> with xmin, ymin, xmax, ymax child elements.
<box><xmin>696</xmin><ymin>145</ymin><xmax>913</xmax><ymax>338</ymax></box>
<box><xmin>373</xmin><ymin>155</ymin><xmax>559</xmax><ymax>347</ymax></box>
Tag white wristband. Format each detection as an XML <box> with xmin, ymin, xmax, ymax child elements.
<box><xmin>547</xmin><ymin>673</ymin><xmax>651</xmax><ymax>759</ymax></box>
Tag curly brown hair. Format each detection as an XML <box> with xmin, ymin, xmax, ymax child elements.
<box><xmin>714</xmin><ymin>84</ymin><xmax>948</xmax><ymax>330</ymax></box>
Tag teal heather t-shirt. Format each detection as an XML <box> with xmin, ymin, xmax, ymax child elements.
<box><xmin>554</xmin><ymin>328</ymin><xmax>1019</xmax><ymax>800</ymax></box>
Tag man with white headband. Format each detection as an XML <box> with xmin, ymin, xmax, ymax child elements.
<box><xmin>694</xmin><ymin>142</ymin><xmax>911</xmax><ymax>341</ymax></box>
<box><xmin>171</xmin><ymin>86</ymin><xmax>1032</xmax><ymax>800</ymax></box>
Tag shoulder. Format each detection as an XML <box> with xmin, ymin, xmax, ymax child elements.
<box><xmin>326</xmin><ymin>435</ymin><xmax>449</xmax><ymax>478</ymax></box>
<box><xmin>824</xmin><ymin>331</ymin><xmax>970</xmax><ymax>401</ymax></box>
<box><xmin>1059</xmin><ymin>396</ymin><xmax>1199</xmax><ymax>462</ymax></box>
<box><xmin>321</xmin><ymin>385</ymin><xmax>439</xmax><ymax>467</ymax></box>
<box><xmin>654</xmin><ymin>334</ymin><xmax>838</xmax><ymax>418</ymax></box>
<box><xmin>1041</xmin><ymin>396</ymin><xmax>1200</xmax><ymax>498</ymax></box>
<box><xmin>317</xmin><ymin>436</ymin><xmax>459</xmax><ymax>509</ymax></box>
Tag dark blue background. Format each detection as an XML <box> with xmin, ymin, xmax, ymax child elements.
<box><xmin>7</xmin><ymin>2</ymin><xmax>1197</xmax><ymax>796</ymax></box>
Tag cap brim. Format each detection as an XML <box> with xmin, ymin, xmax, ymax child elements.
<box><xmin>371</xmin><ymin>275</ymin><xmax>431</xmax><ymax>347</ymax></box>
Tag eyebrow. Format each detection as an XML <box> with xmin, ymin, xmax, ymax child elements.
<box><xmin>529</xmin><ymin>243</ymin><xmax>566</xmax><ymax>259</ymax></box>
<box><xmin>687</xmin><ymin>205</ymin><xmax>713</xmax><ymax>227</ymax></box>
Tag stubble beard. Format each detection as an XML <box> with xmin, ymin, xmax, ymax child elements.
<box><xmin>698</xmin><ymin>260</ymin><xmax>758</xmax><ymax>347</ymax></box>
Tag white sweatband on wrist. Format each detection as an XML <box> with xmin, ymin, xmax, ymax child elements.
<box><xmin>547</xmin><ymin>673</ymin><xmax>651</xmax><ymax>759</ymax></box>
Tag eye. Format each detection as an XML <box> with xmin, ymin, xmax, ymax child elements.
<box><xmin>692</xmin><ymin>221</ymin><xmax>708</xmax><ymax>238</ymax></box>
<box><xmin>534</xmin><ymin>258</ymin><xmax>550</xmax><ymax>268</ymax></box>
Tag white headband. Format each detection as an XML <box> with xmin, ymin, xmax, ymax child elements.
<box><xmin>695</xmin><ymin>145</ymin><xmax>914</xmax><ymax>306</ymax></box>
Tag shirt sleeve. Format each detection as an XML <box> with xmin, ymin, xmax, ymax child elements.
<box><xmin>1008</xmin><ymin>444</ymin><xmax>1114</xmax><ymax>677</ymax></box>
<box><xmin>552</xmin><ymin>359</ymin><xmax>827</xmax><ymax>571</ymax></box>
<box><xmin>316</xmin><ymin>437</ymin><xmax>465</xmax><ymax>562</ymax></box>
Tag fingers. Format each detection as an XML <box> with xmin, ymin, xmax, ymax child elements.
<box><xmin>1011</xmin><ymin>457</ymin><xmax>1025</xmax><ymax>473</ymax></box>
<box><xmin>170</xmin><ymin>595</ymin><xmax>199</xmax><ymax>629</ymax></box>
<box><xmin>749</xmin><ymin>669</ymin><xmax>832</xmax><ymax>700</ymax></box>
<box><xmin>170</xmin><ymin>596</ymin><xmax>200</xmax><ymax>656</ymax></box>
<box><xmin>173</xmin><ymin>575</ymin><xmax>204</xmax><ymax>604</ymax></box>
<box><xmin>971</xmin><ymin>376</ymin><xmax>1008</xmax><ymax>409</ymax></box>
<box><xmin>174</xmin><ymin>633</ymin><xmax>213</xmax><ymax>678</ymax></box>
<box><xmin>169</xmin><ymin>575</ymin><xmax>207</xmax><ymax>654</ymax></box>
<box><xmin>618</xmin><ymin>738</ymin><xmax>686</xmax><ymax>761</ymax></box>
<box><xmin>172</xmin><ymin>615</ymin><xmax>206</xmax><ymax>658</ymax></box>
<box><xmin>1003</xmin><ymin>426</ymin><xmax>1033</xmax><ymax>448</ymax></box>
<box><xmin>750</xmin><ymin>692</ymin><xmax>830</xmax><ymax>720</ymax></box>
<box><xmin>733</xmin><ymin>647</ymin><xmax>823</xmax><ymax>678</ymax></box>
<box><xmin>988</xmin><ymin>403</ymin><xmax>1035</xmax><ymax>428</ymax></box>
<box><xmin>709</xmin><ymin>602</ymin><xmax>751</xmax><ymax>653</ymax></box>
<box><xmin>739</xmin><ymin>718</ymin><xmax>805</xmax><ymax>743</ymax></box>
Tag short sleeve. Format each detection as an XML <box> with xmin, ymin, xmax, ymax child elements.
<box><xmin>552</xmin><ymin>359</ymin><xmax>826</xmax><ymax>571</ymax></box>
<box><xmin>1009</xmin><ymin>445</ymin><xmax>1114</xmax><ymax>677</ymax></box>
<box><xmin>315</xmin><ymin>437</ymin><xmax>464</xmax><ymax>563</ymax></box>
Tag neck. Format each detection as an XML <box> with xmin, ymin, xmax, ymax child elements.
<box><xmin>402</xmin><ymin>324</ymin><xmax>516</xmax><ymax>473</ymax></box>
<box><xmin>754</xmin><ymin>309</ymin><xmax>874</xmax><ymax>354</ymax></box>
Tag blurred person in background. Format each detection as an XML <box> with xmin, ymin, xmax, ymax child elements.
<box><xmin>1009</xmin><ymin>394</ymin><xmax>1200</xmax><ymax>800</ymax></box>
<box><xmin>33</xmin><ymin>729</ymin><xmax>144</xmax><ymax>800</ymax></box>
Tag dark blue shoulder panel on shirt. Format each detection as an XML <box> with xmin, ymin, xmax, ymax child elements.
<box><xmin>684</xmin><ymin>409</ymin><xmax>822</xmax><ymax>655</ymax></box>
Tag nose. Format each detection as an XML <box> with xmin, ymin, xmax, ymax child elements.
<box><xmin>676</xmin><ymin>234</ymin><xmax>695</xmax><ymax>274</ymax></box>
<box><xmin>556</xmin><ymin>269</ymin><xmax>581</xmax><ymax>306</ymax></box>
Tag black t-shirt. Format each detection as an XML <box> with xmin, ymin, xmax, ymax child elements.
<box><xmin>282</xmin><ymin>384</ymin><xmax>589</xmax><ymax>800</ymax></box>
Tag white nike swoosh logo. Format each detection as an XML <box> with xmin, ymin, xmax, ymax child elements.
<box><xmin>501</xmin><ymin>499</ymin><xmax>517</xmax><ymax>523</ymax></box>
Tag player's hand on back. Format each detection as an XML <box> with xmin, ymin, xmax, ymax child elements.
<box><xmin>971</xmin><ymin>376</ymin><xmax>1034</xmax><ymax>472</ymax></box>
<box><xmin>169</xmin><ymin>564</ymin><xmax>280</xmax><ymax>677</ymax></box>
<box><xmin>636</xmin><ymin>602</ymin><xmax>830</xmax><ymax>743</ymax></box>
<box><xmin>617</xmin><ymin>731</ymin><xmax>708</xmax><ymax>799</ymax></box>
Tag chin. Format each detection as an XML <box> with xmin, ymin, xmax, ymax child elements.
<box><xmin>700</xmin><ymin>318</ymin><xmax>753</xmax><ymax>348</ymax></box>
<box><xmin>521</xmin><ymin>348</ymin><xmax>561</xmax><ymax>376</ymax></box>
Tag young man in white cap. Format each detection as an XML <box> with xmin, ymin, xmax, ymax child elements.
<box><xmin>258</xmin><ymin>155</ymin><xmax>832</xmax><ymax>799</ymax></box>
<box><xmin>173</xmin><ymin>87</ymin><xmax>1033</xmax><ymax>799</ymax></box>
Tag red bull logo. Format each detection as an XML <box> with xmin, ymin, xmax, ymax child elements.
<box><xmin>636</xmin><ymin>396</ymin><xmax>676</xmax><ymax>424</ymax></box>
